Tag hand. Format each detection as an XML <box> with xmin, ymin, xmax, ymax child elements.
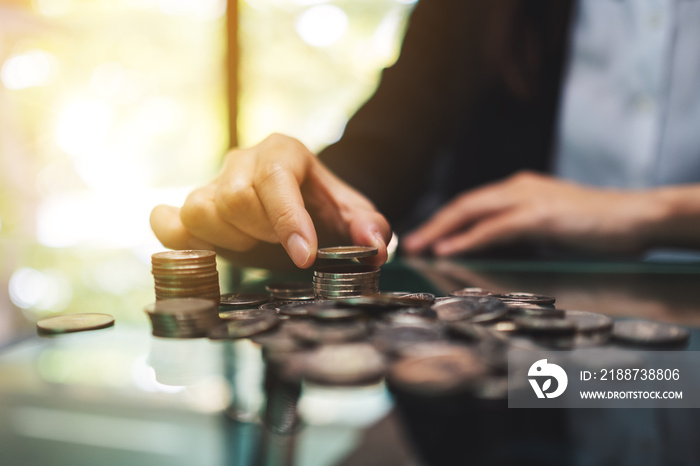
<box><xmin>402</xmin><ymin>171</ymin><xmax>663</xmax><ymax>256</ymax></box>
<box><xmin>150</xmin><ymin>134</ymin><xmax>391</xmax><ymax>268</ymax></box>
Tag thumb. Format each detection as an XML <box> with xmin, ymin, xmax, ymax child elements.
<box><xmin>348</xmin><ymin>211</ymin><xmax>392</xmax><ymax>267</ymax></box>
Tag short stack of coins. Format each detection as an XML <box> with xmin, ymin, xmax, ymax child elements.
<box><xmin>313</xmin><ymin>246</ymin><xmax>380</xmax><ymax>299</ymax></box>
<box><xmin>151</xmin><ymin>250</ymin><xmax>220</xmax><ymax>303</ymax></box>
<box><xmin>145</xmin><ymin>298</ymin><xmax>221</xmax><ymax>338</ymax></box>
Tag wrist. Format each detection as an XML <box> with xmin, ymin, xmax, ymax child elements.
<box><xmin>639</xmin><ymin>187</ymin><xmax>700</xmax><ymax>250</ymax></box>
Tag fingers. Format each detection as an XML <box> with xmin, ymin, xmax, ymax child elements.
<box><xmin>180</xmin><ymin>185</ymin><xmax>259</xmax><ymax>252</ymax></box>
<box><xmin>151</xmin><ymin>133</ymin><xmax>393</xmax><ymax>269</ymax></box>
<box><xmin>253</xmin><ymin>162</ymin><xmax>318</xmax><ymax>268</ymax></box>
<box><xmin>150</xmin><ymin>204</ymin><xmax>214</xmax><ymax>250</ymax></box>
<box><xmin>402</xmin><ymin>182</ymin><xmax>514</xmax><ymax>253</ymax></box>
<box><xmin>433</xmin><ymin>209</ymin><xmax>537</xmax><ymax>256</ymax></box>
<box><xmin>348</xmin><ymin>211</ymin><xmax>392</xmax><ymax>267</ymax></box>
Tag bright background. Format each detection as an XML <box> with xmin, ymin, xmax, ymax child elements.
<box><xmin>0</xmin><ymin>0</ymin><xmax>416</xmax><ymax>345</ymax></box>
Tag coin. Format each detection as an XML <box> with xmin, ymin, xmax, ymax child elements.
<box><xmin>151</xmin><ymin>249</ymin><xmax>216</xmax><ymax>262</ymax></box>
<box><xmin>288</xmin><ymin>320</ymin><xmax>367</xmax><ymax>344</ymax></box>
<box><xmin>612</xmin><ymin>320</ymin><xmax>690</xmax><ymax>347</ymax></box>
<box><xmin>335</xmin><ymin>295</ymin><xmax>431</xmax><ymax>311</ymax></box>
<box><xmin>220</xmin><ymin>292</ymin><xmax>271</xmax><ymax>309</ymax></box>
<box><xmin>381</xmin><ymin>291</ymin><xmax>435</xmax><ymax>304</ymax></box>
<box><xmin>252</xmin><ymin>325</ymin><xmax>305</xmax><ymax>360</ymax></box>
<box><xmin>308</xmin><ymin>306</ymin><xmax>364</xmax><ymax>321</ymax></box>
<box><xmin>151</xmin><ymin>250</ymin><xmax>220</xmax><ymax>304</ymax></box>
<box><xmin>565</xmin><ymin>310</ymin><xmax>613</xmax><ymax>335</ymax></box>
<box><xmin>493</xmin><ymin>292</ymin><xmax>556</xmax><ymax>305</ymax></box>
<box><xmin>317</xmin><ymin>246</ymin><xmax>378</xmax><ymax>260</ymax></box>
<box><xmin>278</xmin><ymin>300</ymin><xmax>329</xmax><ymax>317</ymax></box>
<box><xmin>37</xmin><ymin>313</ymin><xmax>115</xmax><ymax>335</ymax></box>
<box><xmin>507</xmin><ymin>303</ymin><xmax>565</xmax><ymax>319</ymax></box>
<box><xmin>513</xmin><ymin>317</ymin><xmax>576</xmax><ymax>335</ymax></box>
<box><xmin>431</xmin><ymin>297</ymin><xmax>508</xmax><ymax>323</ymax></box>
<box><xmin>313</xmin><ymin>282</ymin><xmax>379</xmax><ymax>292</ymax></box>
<box><xmin>388</xmin><ymin>346</ymin><xmax>486</xmax><ymax>395</ymax></box>
<box><xmin>373</xmin><ymin>323</ymin><xmax>444</xmax><ymax>355</ymax></box>
<box><xmin>208</xmin><ymin>312</ymin><xmax>279</xmax><ymax>340</ymax></box>
<box><xmin>302</xmin><ymin>343</ymin><xmax>386</xmax><ymax>386</ymax></box>
<box><xmin>220</xmin><ymin>308</ymin><xmax>276</xmax><ymax>321</ymax></box>
<box><xmin>145</xmin><ymin>298</ymin><xmax>220</xmax><ymax>338</ymax></box>
<box><xmin>314</xmin><ymin>265</ymin><xmax>380</xmax><ymax>278</ymax></box>
<box><xmin>265</xmin><ymin>282</ymin><xmax>315</xmax><ymax>301</ymax></box>
<box><xmin>449</xmin><ymin>287</ymin><xmax>495</xmax><ymax>298</ymax></box>
<box><xmin>260</xmin><ymin>300</ymin><xmax>297</xmax><ymax>312</ymax></box>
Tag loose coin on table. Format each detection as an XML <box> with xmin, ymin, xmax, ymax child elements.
<box><xmin>265</xmin><ymin>282</ymin><xmax>315</xmax><ymax>301</ymax></box>
<box><xmin>493</xmin><ymin>292</ymin><xmax>556</xmax><ymax>306</ymax></box>
<box><xmin>220</xmin><ymin>292</ymin><xmax>270</xmax><ymax>310</ymax></box>
<box><xmin>514</xmin><ymin>317</ymin><xmax>576</xmax><ymax>335</ymax></box>
<box><xmin>37</xmin><ymin>313</ymin><xmax>115</xmax><ymax>335</ymax></box>
<box><xmin>432</xmin><ymin>297</ymin><xmax>508</xmax><ymax>323</ymax></box>
<box><xmin>612</xmin><ymin>320</ymin><xmax>690</xmax><ymax>347</ymax></box>
<box><xmin>449</xmin><ymin>287</ymin><xmax>495</xmax><ymax>298</ymax></box>
<box><xmin>316</xmin><ymin>246</ymin><xmax>378</xmax><ymax>260</ymax></box>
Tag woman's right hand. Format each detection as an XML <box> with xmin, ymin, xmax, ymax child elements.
<box><xmin>150</xmin><ymin>133</ymin><xmax>392</xmax><ymax>268</ymax></box>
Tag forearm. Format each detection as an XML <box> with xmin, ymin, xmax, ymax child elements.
<box><xmin>645</xmin><ymin>185</ymin><xmax>700</xmax><ymax>250</ymax></box>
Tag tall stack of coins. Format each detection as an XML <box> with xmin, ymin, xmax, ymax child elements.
<box><xmin>313</xmin><ymin>246</ymin><xmax>380</xmax><ymax>298</ymax></box>
<box><xmin>145</xmin><ymin>298</ymin><xmax>221</xmax><ymax>338</ymax></box>
<box><xmin>151</xmin><ymin>250</ymin><xmax>220</xmax><ymax>303</ymax></box>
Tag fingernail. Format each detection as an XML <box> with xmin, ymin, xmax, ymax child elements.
<box><xmin>287</xmin><ymin>233</ymin><xmax>311</xmax><ymax>267</ymax></box>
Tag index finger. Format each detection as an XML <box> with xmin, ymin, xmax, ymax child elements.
<box><xmin>254</xmin><ymin>162</ymin><xmax>318</xmax><ymax>268</ymax></box>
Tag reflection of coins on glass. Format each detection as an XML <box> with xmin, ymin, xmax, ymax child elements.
<box><xmin>373</xmin><ymin>322</ymin><xmax>444</xmax><ymax>355</ymax></box>
<box><xmin>37</xmin><ymin>313</ymin><xmax>115</xmax><ymax>335</ymax></box>
<box><xmin>388</xmin><ymin>346</ymin><xmax>486</xmax><ymax>395</ymax></box>
<box><xmin>145</xmin><ymin>298</ymin><xmax>220</xmax><ymax>338</ymax></box>
<box><xmin>612</xmin><ymin>320</ymin><xmax>690</xmax><ymax>347</ymax></box>
<box><xmin>302</xmin><ymin>343</ymin><xmax>386</xmax><ymax>386</ymax></box>
<box><xmin>317</xmin><ymin>246</ymin><xmax>378</xmax><ymax>260</ymax></box>
<box><xmin>208</xmin><ymin>310</ymin><xmax>279</xmax><ymax>340</ymax></box>
<box><xmin>288</xmin><ymin>320</ymin><xmax>367</xmax><ymax>345</ymax></box>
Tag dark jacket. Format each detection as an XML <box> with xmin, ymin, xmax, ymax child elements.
<box><xmin>320</xmin><ymin>0</ymin><xmax>574</xmax><ymax>233</ymax></box>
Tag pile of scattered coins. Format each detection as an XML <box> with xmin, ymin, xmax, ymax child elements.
<box><xmin>139</xmin><ymin>248</ymin><xmax>692</xmax><ymax>396</ymax></box>
<box><xmin>35</xmin><ymin>246</ymin><xmax>691</xmax><ymax>400</ymax></box>
<box><xmin>145</xmin><ymin>298</ymin><xmax>220</xmax><ymax>338</ymax></box>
